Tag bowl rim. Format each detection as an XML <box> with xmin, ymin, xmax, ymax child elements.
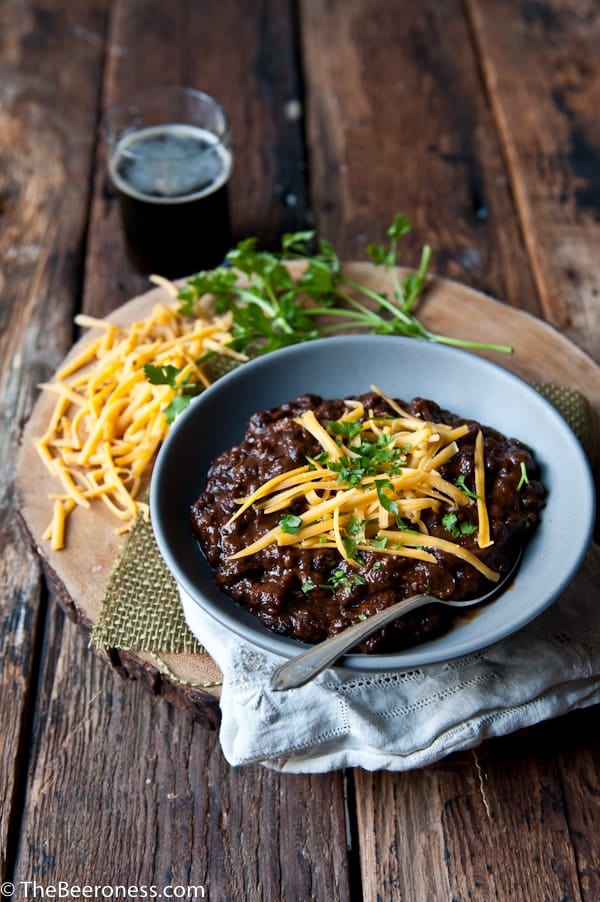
<box><xmin>150</xmin><ymin>334</ymin><xmax>596</xmax><ymax>669</ymax></box>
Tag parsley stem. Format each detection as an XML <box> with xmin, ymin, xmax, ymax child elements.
<box><xmin>342</xmin><ymin>277</ymin><xmax>405</xmax><ymax>320</ymax></box>
<box><xmin>390</xmin><ymin>265</ymin><xmax>404</xmax><ymax>306</ymax></box>
<box><xmin>427</xmin><ymin>332</ymin><xmax>513</xmax><ymax>354</ymax></box>
<box><xmin>236</xmin><ymin>288</ymin><xmax>277</xmax><ymax>317</ymax></box>
<box><xmin>333</xmin><ymin>289</ymin><xmax>383</xmax><ymax>320</ymax></box>
<box><xmin>303</xmin><ymin>307</ymin><xmax>375</xmax><ymax>323</ymax></box>
<box><xmin>403</xmin><ymin>245</ymin><xmax>432</xmax><ymax>313</ymax></box>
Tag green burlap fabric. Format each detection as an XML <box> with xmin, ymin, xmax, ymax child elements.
<box><xmin>90</xmin><ymin>384</ymin><xmax>593</xmax><ymax>655</ymax></box>
<box><xmin>91</xmin><ymin>513</ymin><xmax>203</xmax><ymax>654</ymax></box>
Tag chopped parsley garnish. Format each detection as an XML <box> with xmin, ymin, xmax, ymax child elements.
<box><xmin>319</xmin><ymin>432</ymin><xmax>407</xmax><ymax>488</ymax></box>
<box><xmin>369</xmin><ymin>536</ymin><xmax>388</xmax><ymax>550</ymax></box>
<box><xmin>279</xmin><ymin>514</ymin><xmax>303</xmax><ymax>534</ymax></box>
<box><xmin>327</xmin><ymin>419</ymin><xmax>363</xmax><ymax>443</ymax></box>
<box><xmin>345</xmin><ymin>515</ymin><xmax>364</xmax><ymax>537</ymax></box>
<box><xmin>144</xmin><ymin>363</ymin><xmax>180</xmax><ymax>387</ymax></box>
<box><xmin>455</xmin><ymin>474</ymin><xmax>479</xmax><ymax>499</ymax></box>
<box><xmin>442</xmin><ymin>511</ymin><xmax>478</xmax><ymax>538</ymax></box>
<box><xmin>375</xmin><ymin>478</ymin><xmax>399</xmax><ymax>515</ymax></box>
<box><xmin>144</xmin><ymin>363</ymin><xmax>200</xmax><ymax>424</ymax></box>
<box><xmin>321</xmin><ymin>569</ymin><xmax>367</xmax><ymax>592</ymax></box>
<box><xmin>342</xmin><ymin>536</ymin><xmax>360</xmax><ymax>560</ymax></box>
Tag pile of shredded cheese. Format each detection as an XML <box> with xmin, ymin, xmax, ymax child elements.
<box><xmin>36</xmin><ymin>301</ymin><xmax>241</xmax><ymax>550</ymax></box>
<box><xmin>228</xmin><ymin>388</ymin><xmax>498</xmax><ymax>582</ymax></box>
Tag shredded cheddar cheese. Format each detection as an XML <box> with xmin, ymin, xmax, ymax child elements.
<box><xmin>36</xmin><ymin>302</ymin><xmax>239</xmax><ymax>549</ymax></box>
<box><xmin>474</xmin><ymin>429</ymin><xmax>493</xmax><ymax>548</ymax></box>
<box><xmin>227</xmin><ymin>389</ymin><xmax>499</xmax><ymax>582</ymax></box>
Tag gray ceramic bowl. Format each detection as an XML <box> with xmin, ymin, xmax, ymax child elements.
<box><xmin>150</xmin><ymin>335</ymin><xmax>595</xmax><ymax>669</ymax></box>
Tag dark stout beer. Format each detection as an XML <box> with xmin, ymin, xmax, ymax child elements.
<box><xmin>109</xmin><ymin>123</ymin><xmax>233</xmax><ymax>278</ymax></box>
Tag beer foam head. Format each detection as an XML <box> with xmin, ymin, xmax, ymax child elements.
<box><xmin>110</xmin><ymin>124</ymin><xmax>232</xmax><ymax>203</ymax></box>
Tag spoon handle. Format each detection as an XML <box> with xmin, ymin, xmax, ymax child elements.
<box><xmin>270</xmin><ymin>592</ymin><xmax>435</xmax><ymax>691</ymax></box>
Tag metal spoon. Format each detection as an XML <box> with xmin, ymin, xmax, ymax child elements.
<box><xmin>270</xmin><ymin>551</ymin><xmax>522</xmax><ymax>691</ymax></box>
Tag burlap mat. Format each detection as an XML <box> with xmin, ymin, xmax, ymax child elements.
<box><xmin>90</xmin><ymin>512</ymin><xmax>202</xmax><ymax>654</ymax></box>
<box><xmin>90</xmin><ymin>384</ymin><xmax>593</xmax><ymax>671</ymax></box>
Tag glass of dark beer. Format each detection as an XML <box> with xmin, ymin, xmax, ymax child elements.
<box><xmin>104</xmin><ymin>87</ymin><xmax>233</xmax><ymax>278</ymax></box>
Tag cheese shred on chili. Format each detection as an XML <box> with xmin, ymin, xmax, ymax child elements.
<box><xmin>36</xmin><ymin>302</ymin><xmax>238</xmax><ymax>549</ymax></box>
<box><xmin>227</xmin><ymin>388</ymin><xmax>499</xmax><ymax>582</ymax></box>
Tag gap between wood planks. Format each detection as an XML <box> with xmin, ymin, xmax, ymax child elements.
<box><xmin>460</xmin><ymin>0</ymin><xmax>541</xmax><ymax>320</ymax></box>
<box><xmin>343</xmin><ymin>771</ymin><xmax>366</xmax><ymax>901</ymax></box>
<box><xmin>1</xmin><ymin>582</ymin><xmax>51</xmax><ymax>882</ymax></box>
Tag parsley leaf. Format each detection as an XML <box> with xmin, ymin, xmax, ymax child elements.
<box><xmin>442</xmin><ymin>512</ymin><xmax>478</xmax><ymax>538</ymax></box>
<box><xmin>327</xmin><ymin>419</ymin><xmax>363</xmax><ymax>443</ymax></box>
<box><xmin>375</xmin><ymin>478</ymin><xmax>399</xmax><ymax>515</ymax></box>
<box><xmin>369</xmin><ymin>536</ymin><xmax>388</xmax><ymax>550</ymax></box>
<box><xmin>144</xmin><ymin>363</ymin><xmax>181</xmax><ymax>388</ymax></box>
<box><xmin>345</xmin><ymin>515</ymin><xmax>363</xmax><ymax>537</ymax></box>
<box><xmin>320</xmin><ymin>569</ymin><xmax>366</xmax><ymax>592</ymax></box>
<box><xmin>342</xmin><ymin>537</ymin><xmax>360</xmax><ymax>560</ymax></box>
<box><xmin>455</xmin><ymin>474</ymin><xmax>479</xmax><ymax>500</ymax></box>
<box><xmin>163</xmin><ymin>395</ymin><xmax>193</xmax><ymax>424</ymax></box>
<box><xmin>144</xmin><ymin>364</ymin><xmax>198</xmax><ymax>423</ymax></box>
<box><xmin>279</xmin><ymin>514</ymin><xmax>303</xmax><ymax>534</ymax></box>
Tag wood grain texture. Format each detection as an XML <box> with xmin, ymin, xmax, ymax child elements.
<box><xmin>439</xmin><ymin>751</ymin><xmax>580</xmax><ymax>901</ymax></box>
<box><xmin>466</xmin><ymin>0</ymin><xmax>600</xmax><ymax>363</ymax></box>
<box><xmin>0</xmin><ymin>0</ymin><xmax>109</xmax><ymax>879</ymax></box>
<box><xmin>355</xmin><ymin>714</ymin><xmax>600</xmax><ymax>902</ymax></box>
<box><xmin>298</xmin><ymin>0</ymin><xmax>540</xmax><ymax>311</ymax></box>
<box><xmin>554</xmin><ymin>710</ymin><xmax>600</xmax><ymax>900</ymax></box>
<box><xmin>12</xmin><ymin>606</ymin><xmax>352</xmax><ymax>901</ymax></box>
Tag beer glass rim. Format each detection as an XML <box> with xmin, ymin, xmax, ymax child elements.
<box><xmin>103</xmin><ymin>86</ymin><xmax>231</xmax><ymax>160</ymax></box>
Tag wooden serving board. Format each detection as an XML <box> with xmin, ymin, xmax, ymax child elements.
<box><xmin>16</xmin><ymin>264</ymin><xmax>600</xmax><ymax>725</ymax></box>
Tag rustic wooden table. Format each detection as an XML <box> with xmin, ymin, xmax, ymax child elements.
<box><xmin>2</xmin><ymin>1</ymin><xmax>600</xmax><ymax>899</ymax></box>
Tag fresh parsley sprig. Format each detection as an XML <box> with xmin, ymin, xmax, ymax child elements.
<box><xmin>144</xmin><ymin>363</ymin><xmax>201</xmax><ymax>424</ymax></box>
<box><xmin>147</xmin><ymin>216</ymin><xmax>513</xmax><ymax>420</ymax></box>
<box><xmin>178</xmin><ymin>215</ymin><xmax>513</xmax><ymax>358</ymax></box>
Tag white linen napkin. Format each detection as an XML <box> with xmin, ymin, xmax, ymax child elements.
<box><xmin>179</xmin><ymin>543</ymin><xmax>600</xmax><ymax>773</ymax></box>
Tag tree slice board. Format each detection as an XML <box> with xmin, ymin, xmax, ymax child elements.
<box><xmin>15</xmin><ymin>264</ymin><xmax>600</xmax><ymax>724</ymax></box>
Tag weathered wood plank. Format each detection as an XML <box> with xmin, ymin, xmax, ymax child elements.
<box><xmin>84</xmin><ymin>0</ymin><xmax>310</xmax><ymax>315</ymax></box>
<box><xmin>354</xmin><ymin>716</ymin><xmax>598</xmax><ymax>902</ymax></box>
<box><xmin>13</xmin><ymin>607</ymin><xmax>352</xmax><ymax>901</ymax></box>
<box><xmin>299</xmin><ymin>0</ymin><xmax>539</xmax><ymax>312</ymax></box>
<box><xmin>466</xmin><ymin>0</ymin><xmax>600</xmax><ymax>363</ymax></box>
<box><xmin>554</xmin><ymin>709</ymin><xmax>600</xmax><ymax>901</ymax></box>
<box><xmin>0</xmin><ymin>0</ymin><xmax>109</xmax><ymax>878</ymax></box>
